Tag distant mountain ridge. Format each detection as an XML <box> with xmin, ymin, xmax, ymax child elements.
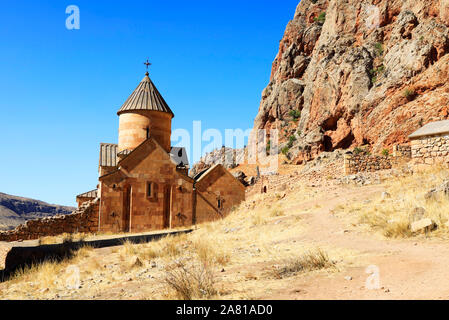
<box><xmin>0</xmin><ymin>192</ymin><xmax>75</xmax><ymax>231</ymax></box>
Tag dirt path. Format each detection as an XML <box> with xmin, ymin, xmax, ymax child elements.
<box><xmin>3</xmin><ymin>178</ymin><xmax>449</xmax><ymax>300</ymax></box>
<box><xmin>262</xmin><ymin>185</ymin><xmax>449</xmax><ymax>300</ymax></box>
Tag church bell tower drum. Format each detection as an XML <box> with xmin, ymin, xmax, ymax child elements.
<box><xmin>117</xmin><ymin>69</ymin><xmax>174</xmax><ymax>154</ymax></box>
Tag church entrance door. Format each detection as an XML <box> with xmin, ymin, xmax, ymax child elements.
<box><xmin>163</xmin><ymin>186</ymin><xmax>171</xmax><ymax>229</ymax></box>
<box><xmin>122</xmin><ymin>185</ymin><xmax>131</xmax><ymax>232</ymax></box>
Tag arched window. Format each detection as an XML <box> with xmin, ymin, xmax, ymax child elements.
<box><xmin>147</xmin><ymin>182</ymin><xmax>157</xmax><ymax>199</ymax></box>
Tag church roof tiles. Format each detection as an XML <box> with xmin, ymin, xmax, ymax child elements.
<box><xmin>117</xmin><ymin>73</ymin><xmax>174</xmax><ymax>117</ymax></box>
<box><xmin>99</xmin><ymin>143</ymin><xmax>119</xmax><ymax>167</ymax></box>
<box><xmin>76</xmin><ymin>189</ymin><xmax>98</xmax><ymax>199</ymax></box>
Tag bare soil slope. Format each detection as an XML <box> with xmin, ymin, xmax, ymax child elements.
<box><xmin>2</xmin><ymin>163</ymin><xmax>449</xmax><ymax>300</ymax></box>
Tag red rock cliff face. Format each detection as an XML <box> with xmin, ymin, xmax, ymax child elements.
<box><xmin>254</xmin><ymin>0</ymin><xmax>449</xmax><ymax>163</ymax></box>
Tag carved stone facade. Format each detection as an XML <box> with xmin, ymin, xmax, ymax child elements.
<box><xmin>0</xmin><ymin>71</ymin><xmax>246</xmax><ymax>243</ymax></box>
<box><xmin>98</xmin><ymin>138</ymin><xmax>196</xmax><ymax>233</ymax></box>
<box><xmin>87</xmin><ymin>71</ymin><xmax>246</xmax><ymax>235</ymax></box>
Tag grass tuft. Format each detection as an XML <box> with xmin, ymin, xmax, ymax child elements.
<box><xmin>272</xmin><ymin>248</ymin><xmax>335</xmax><ymax>279</ymax></box>
<box><xmin>164</xmin><ymin>260</ymin><xmax>217</xmax><ymax>300</ymax></box>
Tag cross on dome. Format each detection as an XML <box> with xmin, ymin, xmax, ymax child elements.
<box><xmin>144</xmin><ymin>58</ymin><xmax>152</xmax><ymax>75</ymax></box>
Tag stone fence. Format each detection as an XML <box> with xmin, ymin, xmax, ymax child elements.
<box><xmin>0</xmin><ymin>199</ymin><xmax>99</xmax><ymax>242</ymax></box>
<box><xmin>393</xmin><ymin>144</ymin><xmax>412</xmax><ymax>158</ymax></box>
<box><xmin>344</xmin><ymin>144</ymin><xmax>412</xmax><ymax>175</ymax></box>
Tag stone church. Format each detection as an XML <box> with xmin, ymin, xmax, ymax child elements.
<box><xmin>76</xmin><ymin>69</ymin><xmax>245</xmax><ymax>234</ymax></box>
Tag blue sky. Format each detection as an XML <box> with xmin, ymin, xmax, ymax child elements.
<box><xmin>0</xmin><ymin>0</ymin><xmax>299</xmax><ymax>206</ymax></box>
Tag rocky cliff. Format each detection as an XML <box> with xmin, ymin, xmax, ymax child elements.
<box><xmin>190</xmin><ymin>147</ymin><xmax>243</xmax><ymax>177</ymax></box>
<box><xmin>254</xmin><ymin>0</ymin><xmax>449</xmax><ymax>164</ymax></box>
<box><xmin>0</xmin><ymin>193</ymin><xmax>75</xmax><ymax>231</ymax></box>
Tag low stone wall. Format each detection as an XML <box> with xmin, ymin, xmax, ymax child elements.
<box><xmin>411</xmin><ymin>135</ymin><xmax>449</xmax><ymax>166</ymax></box>
<box><xmin>344</xmin><ymin>145</ymin><xmax>411</xmax><ymax>175</ymax></box>
<box><xmin>344</xmin><ymin>154</ymin><xmax>393</xmax><ymax>175</ymax></box>
<box><xmin>393</xmin><ymin>144</ymin><xmax>412</xmax><ymax>158</ymax></box>
<box><xmin>0</xmin><ymin>199</ymin><xmax>99</xmax><ymax>242</ymax></box>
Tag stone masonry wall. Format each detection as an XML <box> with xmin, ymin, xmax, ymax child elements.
<box><xmin>0</xmin><ymin>199</ymin><xmax>99</xmax><ymax>242</ymax></box>
<box><xmin>344</xmin><ymin>145</ymin><xmax>412</xmax><ymax>175</ymax></box>
<box><xmin>99</xmin><ymin>139</ymin><xmax>195</xmax><ymax>234</ymax></box>
<box><xmin>411</xmin><ymin>134</ymin><xmax>449</xmax><ymax>167</ymax></box>
<box><xmin>195</xmin><ymin>167</ymin><xmax>246</xmax><ymax>225</ymax></box>
<box><xmin>344</xmin><ymin>155</ymin><xmax>393</xmax><ymax>175</ymax></box>
<box><xmin>393</xmin><ymin>144</ymin><xmax>412</xmax><ymax>158</ymax></box>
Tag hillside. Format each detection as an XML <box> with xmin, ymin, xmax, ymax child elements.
<box><xmin>254</xmin><ymin>0</ymin><xmax>449</xmax><ymax>164</ymax></box>
<box><xmin>3</xmin><ymin>162</ymin><xmax>449</xmax><ymax>299</ymax></box>
<box><xmin>0</xmin><ymin>193</ymin><xmax>75</xmax><ymax>231</ymax></box>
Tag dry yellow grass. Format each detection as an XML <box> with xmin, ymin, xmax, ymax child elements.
<box><xmin>4</xmin><ymin>244</ymin><xmax>95</xmax><ymax>299</ymax></box>
<box><xmin>118</xmin><ymin>234</ymin><xmax>187</xmax><ymax>262</ymax></box>
<box><xmin>163</xmin><ymin>260</ymin><xmax>217</xmax><ymax>300</ymax></box>
<box><xmin>38</xmin><ymin>233</ymin><xmax>88</xmax><ymax>245</ymax></box>
<box><xmin>0</xmin><ymin>176</ymin><xmax>347</xmax><ymax>300</ymax></box>
<box><xmin>336</xmin><ymin>166</ymin><xmax>449</xmax><ymax>238</ymax></box>
<box><xmin>271</xmin><ymin>248</ymin><xmax>336</xmax><ymax>279</ymax></box>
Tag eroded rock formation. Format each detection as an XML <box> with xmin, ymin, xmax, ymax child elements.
<box><xmin>190</xmin><ymin>147</ymin><xmax>243</xmax><ymax>177</ymax></box>
<box><xmin>254</xmin><ymin>0</ymin><xmax>449</xmax><ymax>164</ymax></box>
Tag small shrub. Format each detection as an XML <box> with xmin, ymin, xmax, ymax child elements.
<box><xmin>370</xmin><ymin>64</ymin><xmax>385</xmax><ymax>84</ymax></box>
<box><xmin>289</xmin><ymin>135</ymin><xmax>297</xmax><ymax>142</ymax></box>
<box><xmin>71</xmin><ymin>245</ymin><xmax>94</xmax><ymax>260</ymax></box>
<box><xmin>382</xmin><ymin>149</ymin><xmax>390</xmax><ymax>157</ymax></box>
<box><xmin>164</xmin><ymin>238</ymin><xmax>182</xmax><ymax>257</ymax></box>
<box><xmin>164</xmin><ymin>261</ymin><xmax>217</xmax><ymax>300</ymax></box>
<box><xmin>273</xmin><ymin>249</ymin><xmax>335</xmax><ymax>279</ymax></box>
<box><xmin>271</xmin><ymin>208</ymin><xmax>285</xmax><ymax>217</ymax></box>
<box><xmin>353</xmin><ymin>146</ymin><xmax>371</xmax><ymax>155</ymax></box>
<box><xmin>384</xmin><ymin>221</ymin><xmax>413</xmax><ymax>238</ymax></box>
<box><xmin>419</xmin><ymin>118</ymin><xmax>424</xmax><ymax>127</ymax></box>
<box><xmin>289</xmin><ymin>110</ymin><xmax>301</xmax><ymax>121</ymax></box>
<box><xmin>314</xmin><ymin>12</ymin><xmax>326</xmax><ymax>25</ymax></box>
<box><xmin>281</xmin><ymin>146</ymin><xmax>290</xmax><ymax>155</ymax></box>
<box><xmin>193</xmin><ymin>240</ymin><xmax>230</xmax><ymax>266</ymax></box>
<box><xmin>266</xmin><ymin>140</ymin><xmax>271</xmax><ymax>154</ymax></box>
<box><xmin>404</xmin><ymin>88</ymin><xmax>416</xmax><ymax>101</ymax></box>
<box><xmin>251</xmin><ymin>213</ymin><xmax>267</xmax><ymax>226</ymax></box>
<box><xmin>374</xmin><ymin>42</ymin><xmax>384</xmax><ymax>56</ymax></box>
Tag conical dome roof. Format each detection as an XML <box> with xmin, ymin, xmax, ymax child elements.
<box><xmin>117</xmin><ymin>73</ymin><xmax>174</xmax><ymax>117</ymax></box>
